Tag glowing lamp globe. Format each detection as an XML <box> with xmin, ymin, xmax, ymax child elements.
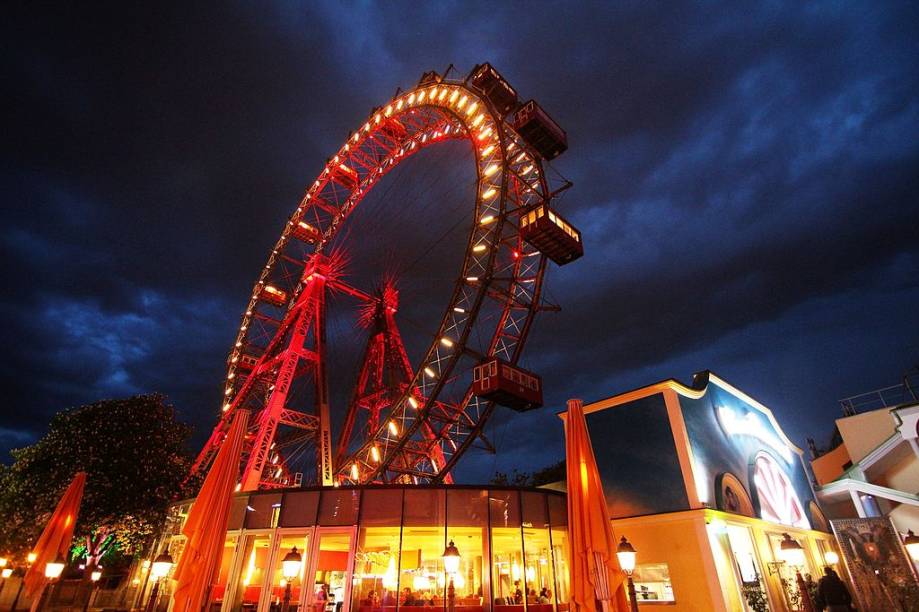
<box><xmin>779</xmin><ymin>533</ymin><xmax>805</xmax><ymax>568</ymax></box>
<box><xmin>0</xmin><ymin>556</ymin><xmax>7</xmax><ymax>568</ymax></box>
<box><xmin>281</xmin><ymin>547</ymin><xmax>303</xmax><ymax>580</ymax></box>
<box><xmin>904</xmin><ymin>530</ymin><xmax>919</xmax><ymax>561</ymax></box>
<box><xmin>91</xmin><ymin>568</ymin><xmax>103</xmax><ymax>582</ymax></box>
<box><xmin>824</xmin><ymin>551</ymin><xmax>839</xmax><ymax>565</ymax></box>
<box><xmin>442</xmin><ymin>540</ymin><xmax>461</xmax><ymax>575</ymax></box>
<box><xmin>151</xmin><ymin>552</ymin><xmax>174</xmax><ymax>580</ymax></box>
<box><xmin>45</xmin><ymin>555</ymin><xmax>66</xmax><ymax>580</ymax></box>
<box><xmin>1</xmin><ymin>568</ymin><xmax>12</xmax><ymax>579</ymax></box>
<box><xmin>27</xmin><ymin>553</ymin><xmax>37</xmax><ymax>565</ymax></box>
<box><xmin>616</xmin><ymin>536</ymin><xmax>637</xmax><ymax>575</ymax></box>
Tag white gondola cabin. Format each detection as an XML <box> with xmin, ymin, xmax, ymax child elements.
<box><xmin>469</xmin><ymin>63</ymin><xmax>519</xmax><ymax>116</ymax></box>
<box><xmin>519</xmin><ymin>204</ymin><xmax>583</xmax><ymax>265</ymax></box>
<box><xmin>472</xmin><ymin>358</ymin><xmax>543</xmax><ymax>412</ymax></box>
<box><xmin>513</xmin><ymin>100</ymin><xmax>568</xmax><ymax>160</ymax></box>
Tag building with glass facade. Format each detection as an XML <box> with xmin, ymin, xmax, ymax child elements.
<box><xmin>150</xmin><ymin>485</ymin><xmax>569</xmax><ymax>612</ymax></box>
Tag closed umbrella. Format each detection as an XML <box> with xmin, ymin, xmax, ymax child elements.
<box><xmin>564</xmin><ymin>399</ymin><xmax>629</xmax><ymax>612</ymax></box>
<box><xmin>172</xmin><ymin>409</ymin><xmax>249</xmax><ymax>612</ymax></box>
<box><xmin>24</xmin><ymin>471</ymin><xmax>87</xmax><ymax>598</ymax></box>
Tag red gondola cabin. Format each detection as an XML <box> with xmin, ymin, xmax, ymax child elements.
<box><xmin>257</xmin><ymin>284</ymin><xmax>288</xmax><ymax>307</ymax></box>
<box><xmin>519</xmin><ymin>204</ymin><xmax>583</xmax><ymax>265</ymax></box>
<box><xmin>330</xmin><ymin>163</ymin><xmax>359</xmax><ymax>190</ymax></box>
<box><xmin>291</xmin><ymin>220</ymin><xmax>321</xmax><ymax>244</ymax></box>
<box><xmin>513</xmin><ymin>100</ymin><xmax>568</xmax><ymax>160</ymax></box>
<box><xmin>469</xmin><ymin>63</ymin><xmax>519</xmax><ymax>116</ymax></box>
<box><xmin>473</xmin><ymin>358</ymin><xmax>543</xmax><ymax>412</ymax></box>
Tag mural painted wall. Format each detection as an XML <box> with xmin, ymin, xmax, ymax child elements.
<box><xmin>679</xmin><ymin>374</ymin><xmax>825</xmax><ymax>531</ymax></box>
<box><xmin>586</xmin><ymin>393</ymin><xmax>690</xmax><ymax>518</ymax></box>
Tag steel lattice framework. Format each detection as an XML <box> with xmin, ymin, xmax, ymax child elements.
<box><xmin>189</xmin><ymin>67</ymin><xmax>559</xmax><ymax>490</ymax></box>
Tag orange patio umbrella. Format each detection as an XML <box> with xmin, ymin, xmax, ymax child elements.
<box><xmin>24</xmin><ymin>471</ymin><xmax>87</xmax><ymax>597</ymax></box>
<box><xmin>172</xmin><ymin>409</ymin><xmax>249</xmax><ymax>612</ymax></box>
<box><xmin>564</xmin><ymin>399</ymin><xmax>629</xmax><ymax>612</ymax></box>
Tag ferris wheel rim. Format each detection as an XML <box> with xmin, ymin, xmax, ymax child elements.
<box><xmin>214</xmin><ymin>75</ymin><xmax>550</xmax><ymax>486</ymax></box>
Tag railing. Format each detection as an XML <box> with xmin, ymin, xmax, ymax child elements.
<box><xmin>839</xmin><ymin>375</ymin><xmax>919</xmax><ymax>415</ymax></box>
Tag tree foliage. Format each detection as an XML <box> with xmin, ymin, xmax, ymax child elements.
<box><xmin>0</xmin><ymin>394</ymin><xmax>192</xmax><ymax>563</ymax></box>
<box><xmin>490</xmin><ymin>460</ymin><xmax>566</xmax><ymax>488</ymax></box>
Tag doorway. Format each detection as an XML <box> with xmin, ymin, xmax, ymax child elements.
<box><xmin>306</xmin><ymin>529</ymin><xmax>356</xmax><ymax>612</ymax></box>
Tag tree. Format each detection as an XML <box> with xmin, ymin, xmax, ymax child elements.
<box><xmin>0</xmin><ymin>394</ymin><xmax>192</xmax><ymax>567</ymax></box>
<box><xmin>490</xmin><ymin>460</ymin><xmax>566</xmax><ymax>488</ymax></box>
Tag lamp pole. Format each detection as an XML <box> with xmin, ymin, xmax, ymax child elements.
<box><xmin>280</xmin><ymin>547</ymin><xmax>303</xmax><ymax>612</ymax></box>
<box><xmin>442</xmin><ymin>540</ymin><xmax>461</xmax><ymax>612</ymax></box>
<box><xmin>616</xmin><ymin>536</ymin><xmax>638</xmax><ymax>612</ymax></box>
<box><xmin>145</xmin><ymin>552</ymin><xmax>174</xmax><ymax>612</ymax></box>
<box><xmin>82</xmin><ymin>567</ymin><xmax>103</xmax><ymax>612</ymax></box>
<box><xmin>38</xmin><ymin>554</ymin><xmax>68</xmax><ymax>612</ymax></box>
<box><xmin>0</xmin><ymin>567</ymin><xmax>12</xmax><ymax>601</ymax></box>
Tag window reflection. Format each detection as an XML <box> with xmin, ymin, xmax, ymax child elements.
<box><xmin>447</xmin><ymin>489</ymin><xmax>489</xmax><ymax>611</ymax></box>
<box><xmin>209</xmin><ymin>536</ymin><xmax>239</xmax><ymax>611</ymax></box>
<box><xmin>268</xmin><ymin>534</ymin><xmax>310</xmax><ymax>612</ymax></box>
<box><xmin>490</xmin><ymin>491</ymin><xmax>523</xmax><ymax>610</ymax></box>
<box><xmin>547</xmin><ymin>496</ymin><xmax>569</xmax><ymax>611</ymax></box>
<box><xmin>232</xmin><ymin>534</ymin><xmax>273</xmax><ymax>611</ymax></box>
<box><xmin>401</xmin><ymin>489</ymin><xmax>446</xmax><ymax>608</ymax></box>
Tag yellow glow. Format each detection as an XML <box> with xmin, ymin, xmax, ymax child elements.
<box><xmin>515</xmin><ymin>152</ymin><xmax>526</xmax><ymax>163</ymax></box>
<box><xmin>484</xmin><ymin>164</ymin><xmax>500</xmax><ymax>177</ymax></box>
<box><xmin>429</xmin><ymin>87</ymin><xmax>438</xmax><ymax>99</ymax></box>
<box><xmin>225</xmin><ymin>388</ymin><xmax>232</xmax><ymax>395</ymax></box>
<box><xmin>363</xmin><ymin>122</ymin><xmax>370</xmax><ymax>133</ymax></box>
<box><xmin>408</xmin><ymin>396</ymin><xmax>419</xmax><ymax>409</ymax></box>
<box><xmin>457</xmin><ymin>95</ymin><xmax>468</xmax><ymax>109</ymax></box>
<box><xmin>396</xmin><ymin>99</ymin><xmax>404</xmax><ymax>111</ymax></box>
<box><xmin>482</xmin><ymin>187</ymin><xmax>497</xmax><ymax>199</ymax></box>
<box><xmin>440</xmin><ymin>337</ymin><xmax>454</xmax><ymax>347</ymax></box>
<box><xmin>27</xmin><ymin>553</ymin><xmax>37</xmax><ymax>565</ymax></box>
<box><xmin>481</xmin><ymin>144</ymin><xmax>495</xmax><ymax>157</ymax></box>
<box><xmin>235</xmin><ymin>483</ymin><xmax>242</xmax><ymax>492</ymax></box>
<box><xmin>388</xmin><ymin>420</ymin><xmax>399</xmax><ymax>436</ymax></box>
<box><xmin>438</xmin><ymin>88</ymin><xmax>448</xmax><ymax>101</ymax></box>
<box><xmin>424</xmin><ymin>366</ymin><xmax>437</xmax><ymax>378</ymax></box>
<box><xmin>243</xmin><ymin>548</ymin><xmax>256</xmax><ymax>586</ymax></box>
<box><xmin>473</xmin><ymin>244</ymin><xmax>487</xmax><ymax>252</ymax></box>
<box><xmin>374</xmin><ymin>113</ymin><xmax>381</xmax><ymax>124</ymax></box>
<box><xmin>449</xmin><ymin>90</ymin><xmax>459</xmax><ymax>104</ymax></box>
<box><xmin>466</xmin><ymin>276</ymin><xmax>479</xmax><ymax>282</ymax></box>
<box><xmin>480</xmin><ymin>214</ymin><xmax>495</xmax><ymax>225</ymax></box>
<box><xmin>382</xmin><ymin>556</ymin><xmax>398</xmax><ymax>589</ymax></box>
<box><xmin>418</xmin><ymin>90</ymin><xmax>426</xmax><ymax>102</ymax></box>
<box><xmin>824</xmin><ymin>550</ymin><xmax>839</xmax><ymax>565</ymax></box>
<box><xmin>470</xmin><ymin>114</ymin><xmax>485</xmax><ymax>127</ymax></box>
<box><xmin>477</xmin><ymin>127</ymin><xmax>492</xmax><ymax>140</ymax></box>
<box><xmin>466</xmin><ymin>102</ymin><xmax>478</xmax><ymax>116</ymax></box>
<box><xmin>371</xmin><ymin>446</ymin><xmax>381</xmax><ymax>463</ymax></box>
<box><xmin>454</xmin><ymin>307</ymin><xmax>465</xmax><ymax>313</ymax></box>
<box><xmin>408</xmin><ymin>93</ymin><xmax>416</xmax><ymax>105</ymax></box>
<box><xmin>223</xmin><ymin>403</ymin><xmax>230</xmax><ymax>412</ymax></box>
<box><xmin>385</xmin><ymin>105</ymin><xmax>393</xmax><ymax>117</ymax></box>
<box><xmin>350</xmin><ymin>463</ymin><xmax>360</xmax><ymax>480</ymax></box>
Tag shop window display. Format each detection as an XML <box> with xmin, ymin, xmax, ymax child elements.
<box><xmin>209</xmin><ymin>536</ymin><xmax>240</xmax><ymax>611</ymax></box>
<box><xmin>631</xmin><ymin>564</ymin><xmax>674</xmax><ymax>603</ymax></box>
<box><xmin>401</xmin><ymin>489</ymin><xmax>447</xmax><ymax>608</ymax></box>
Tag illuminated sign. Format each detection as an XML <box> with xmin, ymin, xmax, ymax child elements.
<box><xmin>717</xmin><ymin>406</ymin><xmax>794</xmax><ymax>463</ymax></box>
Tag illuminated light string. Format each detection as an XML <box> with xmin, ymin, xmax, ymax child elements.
<box><xmin>716</xmin><ymin>406</ymin><xmax>794</xmax><ymax>463</ymax></box>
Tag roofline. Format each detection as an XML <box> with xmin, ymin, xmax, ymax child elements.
<box><xmin>565</xmin><ymin>370</ymin><xmax>804</xmax><ymax>457</ymax></box>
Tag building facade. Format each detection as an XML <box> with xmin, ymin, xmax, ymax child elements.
<box><xmin>578</xmin><ymin>372</ymin><xmax>841</xmax><ymax>611</ymax></box>
<box><xmin>149</xmin><ymin>485</ymin><xmax>570</xmax><ymax>612</ymax></box>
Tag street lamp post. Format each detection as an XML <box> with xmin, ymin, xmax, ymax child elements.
<box><xmin>280</xmin><ymin>547</ymin><xmax>303</xmax><ymax>612</ymax></box>
<box><xmin>778</xmin><ymin>533</ymin><xmax>814</xmax><ymax>612</ymax></box>
<box><xmin>616</xmin><ymin>536</ymin><xmax>638</xmax><ymax>612</ymax></box>
<box><xmin>37</xmin><ymin>554</ymin><xmax>68</xmax><ymax>612</ymax></box>
<box><xmin>0</xmin><ymin>567</ymin><xmax>13</xmax><ymax>601</ymax></box>
<box><xmin>442</xmin><ymin>540</ymin><xmax>461</xmax><ymax>612</ymax></box>
<box><xmin>82</xmin><ymin>566</ymin><xmax>103</xmax><ymax>612</ymax></box>
<box><xmin>144</xmin><ymin>552</ymin><xmax>174</xmax><ymax>612</ymax></box>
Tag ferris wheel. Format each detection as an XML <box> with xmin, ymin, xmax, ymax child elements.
<box><xmin>188</xmin><ymin>64</ymin><xmax>583</xmax><ymax>490</ymax></box>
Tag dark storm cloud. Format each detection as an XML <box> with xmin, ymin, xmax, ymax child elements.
<box><xmin>1</xmin><ymin>2</ymin><xmax>917</xmax><ymax>479</ymax></box>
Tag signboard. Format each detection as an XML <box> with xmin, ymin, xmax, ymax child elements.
<box><xmin>831</xmin><ymin>517</ymin><xmax>919</xmax><ymax>611</ymax></box>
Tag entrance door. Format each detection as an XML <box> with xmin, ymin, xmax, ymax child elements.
<box><xmin>305</xmin><ymin>529</ymin><xmax>356</xmax><ymax>612</ymax></box>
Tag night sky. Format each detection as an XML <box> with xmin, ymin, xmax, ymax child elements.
<box><xmin>2</xmin><ymin>2</ymin><xmax>917</xmax><ymax>482</ymax></box>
